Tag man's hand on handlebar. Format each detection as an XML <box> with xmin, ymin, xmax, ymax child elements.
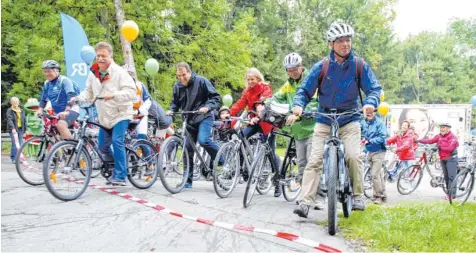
<box><xmin>292</xmin><ymin>106</ymin><xmax>303</xmax><ymax>116</ymax></box>
<box><xmin>250</xmin><ymin>117</ymin><xmax>260</xmax><ymax>125</ymax></box>
<box><xmin>198</xmin><ymin>107</ymin><xmax>209</xmax><ymax>114</ymax></box>
<box><xmin>103</xmin><ymin>94</ymin><xmax>114</xmax><ymax>101</ymax></box>
<box><xmin>286</xmin><ymin>114</ymin><xmax>298</xmax><ymax>126</ymax></box>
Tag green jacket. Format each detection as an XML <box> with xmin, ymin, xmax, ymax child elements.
<box><xmin>271</xmin><ymin>68</ymin><xmax>318</xmax><ymax>140</ymax></box>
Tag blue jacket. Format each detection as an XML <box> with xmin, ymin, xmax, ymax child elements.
<box><xmin>293</xmin><ymin>51</ymin><xmax>382</xmax><ymax>127</ymax></box>
<box><xmin>361</xmin><ymin>116</ymin><xmax>387</xmax><ymax>153</ymax></box>
<box><xmin>39</xmin><ymin>75</ymin><xmax>76</xmax><ymax>114</ymax></box>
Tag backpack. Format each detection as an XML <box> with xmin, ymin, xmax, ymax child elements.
<box><xmin>45</xmin><ymin>75</ymin><xmax>81</xmax><ymax>102</ymax></box>
<box><xmin>317</xmin><ymin>56</ymin><xmax>365</xmax><ymax>105</ymax></box>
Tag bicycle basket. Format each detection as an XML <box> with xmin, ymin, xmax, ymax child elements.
<box><xmin>262</xmin><ymin>102</ymin><xmax>289</xmax><ymax>127</ymax></box>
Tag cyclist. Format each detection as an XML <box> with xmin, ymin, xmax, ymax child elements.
<box><xmin>290</xmin><ymin>21</ymin><xmax>382</xmax><ymax>217</ymax></box>
<box><xmin>418</xmin><ymin>122</ymin><xmax>459</xmax><ymax>200</ymax></box>
<box><xmin>36</xmin><ymin>60</ymin><xmax>79</xmax><ymax>139</ymax></box>
<box><xmin>166</xmin><ymin>62</ymin><xmax>221</xmax><ymax>189</ymax></box>
<box><xmin>274</xmin><ymin>53</ymin><xmax>325</xmax><ymax>209</ymax></box>
<box><xmin>228</xmin><ymin>67</ymin><xmax>282</xmax><ymax>197</ymax></box>
<box><xmin>73</xmin><ymin>42</ymin><xmax>136</xmax><ymax>186</ymax></box>
<box><xmin>361</xmin><ymin>109</ymin><xmax>387</xmax><ymax>204</ymax></box>
<box><xmin>386</xmin><ymin>120</ymin><xmax>417</xmax><ymax>182</ymax></box>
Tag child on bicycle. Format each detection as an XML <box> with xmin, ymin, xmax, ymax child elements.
<box><xmin>386</xmin><ymin>120</ymin><xmax>417</xmax><ymax>182</ymax></box>
<box><xmin>418</xmin><ymin>122</ymin><xmax>459</xmax><ymax>200</ymax></box>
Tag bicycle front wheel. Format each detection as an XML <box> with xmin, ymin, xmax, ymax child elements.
<box><xmin>213</xmin><ymin>142</ymin><xmax>240</xmax><ymax>198</ymax></box>
<box><xmin>16</xmin><ymin>136</ymin><xmax>52</xmax><ymax>186</ymax></box>
<box><xmin>326</xmin><ymin>145</ymin><xmax>338</xmax><ymax>236</ymax></box>
<box><xmin>397</xmin><ymin>165</ymin><xmax>423</xmax><ymax>195</ymax></box>
<box><xmin>450</xmin><ymin>168</ymin><xmax>474</xmax><ymax>205</ymax></box>
<box><xmin>243</xmin><ymin>146</ymin><xmax>265</xmax><ymax>208</ymax></box>
<box><xmin>281</xmin><ymin>156</ymin><xmax>301</xmax><ymax>202</ymax></box>
<box><xmin>363</xmin><ymin>167</ymin><xmax>373</xmax><ymax>199</ymax></box>
<box><xmin>43</xmin><ymin>140</ymin><xmax>92</xmax><ymax>201</ymax></box>
<box><xmin>157</xmin><ymin>136</ymin><xmax>189</xmax><ymax>194</ymax></box>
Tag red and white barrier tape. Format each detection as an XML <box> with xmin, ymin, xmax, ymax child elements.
<box><xmin>66</xmin><ymin>178</ymin><xmax>342</xmax><ymax>252</ymax></box>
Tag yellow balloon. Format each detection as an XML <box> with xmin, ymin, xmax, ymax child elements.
<box><xmin>121</xmin><ymin>20</ymin><xmax>139</xmax><ymax>42</ymax></box>
<box><xmin>378</xmin><ymin>102</ymin><xmax>389</xmax><ymax>116</ymax></box>
<box><xmin>380</xmin><ymin>90</ymin><xmax>385</xmax><ymax>102</ymax></box>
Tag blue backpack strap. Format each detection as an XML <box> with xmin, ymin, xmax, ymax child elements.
<box><xmin>355</xmin><ymin>57</ymin><xmax>364</xmax><ymax>106</ymax></box>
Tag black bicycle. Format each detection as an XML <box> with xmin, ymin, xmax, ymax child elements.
<box><xmin>300</xmin><ymin>109</ymin><xmax>361</xmax><ymax>236</ymax></box>
<box><xmin>43</xmin><ymin>97</ymin><xmax>160</xmax><ymax>201</ymax></box>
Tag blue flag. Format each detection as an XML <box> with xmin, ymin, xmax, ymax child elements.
<box><xmin>60</xmin><ymin>13</ymin><xmax>90</xmax><ymax>90</ymax></box>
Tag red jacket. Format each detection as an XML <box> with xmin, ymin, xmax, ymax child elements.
<box><xmin>419</xmin><ymin>131</ymin><xmax>459</xmax><ymax>160</ymax></box>
<box><xmin>386</xmin><ymin>130</ymin><xmax>417</xmax><ymax>161</ymax></box>
<box><xmin>230</xmin><ymin>83</ymin><xmax>273</xmax><ymax>135</ymax></box>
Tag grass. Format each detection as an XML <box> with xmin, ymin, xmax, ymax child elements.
<box><xmin>335</xmin><ymin>201</ymin><xmax>476</xmax><ymax>252</ymax></box>
<box><xmin>2</xmin><ymin>141</ymin><xmax>11</xmax><ymax>154</ymax></box>
<box><xmin>276</xmin><ymin>148</ymin><xmax>286</xmax><ymax>158</ymax></box>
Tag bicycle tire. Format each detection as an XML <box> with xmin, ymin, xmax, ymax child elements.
<box><xmin>256</xmin><ymin>155</ymin><xmax>273</xmax><ymax>195</ymax></box>
<box><xmin>450</xmin><ymin>168</ymin><xmax>474</xmax><ymax>205</ymax></box>
<box><xmin>43</xmin><ymin>140</ymin><xmax>92</xmax><ymax>201</ymax></box>
<box><xmin>243</xmin><ymin>146</ymin><xmax>265</xmax><ymax>208</ymax></box>
<box><xmin>157</xmin><ymin>136</ymin><xmax>189</xmax><ymax>194</ymax></box>
<box><xmin>363</xmin><ymin>167</ymin><xmax>373</xmax><ymax>199</ymax></box>
<box><xmin>16</xmin><ymin>136</ymin><xmax>51</xmax><ymax>186</ymax></box>
<box><xmin>342</xmin><ymin>193</ymin><xmax>352</xmax><ymax>218</ymax></box>
<box><xmin>128</xmin><ymin>139</ymin><xmax>160</xmax><ymax>189</ymax></box>
<box><xmin>397</xmin><ymin>165</ymin><xmax>423</xmax><ymax>195</ymax></box>
<box><xmin>213</xmin><ymin>142</ymin><xmax>240</xmax><ymax>198</ymax></box>
<box><xmin>327</xmin><ymin>145</ymin><xmax>338</xmax><ymax>236</ymax></box>
<box><xmin>282</xmin><ymin>156</ymin><xmax>301</xmax><ymax>202</ymax></box>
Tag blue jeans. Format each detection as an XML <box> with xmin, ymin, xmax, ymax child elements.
<box><xmin>98</xmin><ymin>120</ymin><xmax>130</xmax><ymax>181</ymax></box>
<box><xmin>241</xmin><ymin>124</ymin><xmax>280</xmax><ymax>180</ymax></box>
<box><xmin>390</xmin><ymin>160</ymin><xmax>413</xmax><ymax>178</ymax></box>
<box><xmin>9</xmin><ymin>130</ymin><xmax>24</xmax><ymax>161</ymax></box>
<box><xmin>185</xmin><ymin>117</ymin><xmax>219</xmax><ymax>184</ymax></box>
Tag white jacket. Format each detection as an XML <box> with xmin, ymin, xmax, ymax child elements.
<box><xmin>78</xmin><ymin>62</ymin><xmax>136</xmax><ymax>129</ymax></box>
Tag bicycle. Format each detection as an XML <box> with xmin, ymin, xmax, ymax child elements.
<box><xmin>450</xmin><ymin>141</ymin><xmax>475</xmax><ymax>205</ymax></box>
<box><xmin>157</xmin><ymin>111</ymin><xmax>220</xmax><ymax>193</ymax></box>
<box><xmin>15</xmin><ymin>113</ymin><xmax>64</xmax><ymax>186</ymax></box>
<box><xmin>298</xmin><ymin>109</ymin><xmax>362</xmax><ymax>236</ymax></box>
<box><xmin>211</xmin><ymin>116</ymin><xmax>264</xmax><ymax>198</ymax></box>
<box><xmin>397</xmin><ymin>144</ymin><xmax>447</xmax><ymax>195</ymax></box>
<box><xmin>43</xmin><ymin>97</ymin><xmax>159</xmax><ymax>201</ymax></box>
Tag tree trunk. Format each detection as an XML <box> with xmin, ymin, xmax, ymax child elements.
<box><xmin>113</xmin><ymin>0</ymin><xmax>136</xmax><ymax>80</ymax></box>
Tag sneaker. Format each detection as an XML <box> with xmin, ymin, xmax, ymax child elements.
<box><xmin>293</xmin><ymin>203</ymin><xmax>310</xmax><ymax>218</ymax></box>
<box><xmin>352</xmin><ymin>195</ymin><xmax>366</xmax><ymax>211</ymax></box>
<box><xmin>107</xmin><ymin>178</ymin><xmax>127</xmax><ymax>186</ymax></box>
<box><xmin>314</xmin><ymin>199</ymin><xmax>325</xmax><ymax>210</ymax></box>
<box><xmin>381</xmin><ymin>196</ymin><xmax>388</xmax><ymax>203</ymax></box>
<box><xmin>373</xmin><ymin>197</ymin><xmax>383</xmax><ymax>205</ymax></box>
<box><xmin>274</xmin><ymin>184</ymin><xmax>282</xmax><ymax>197</ymax></box>
<box><xmin>184</xmin><ymin>183</ymin><xmax>193</xmax><ymax>189</ymax></box>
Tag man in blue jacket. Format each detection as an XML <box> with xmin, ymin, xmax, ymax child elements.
<box><xmin>290</xmin><ymin>22</ymin><xmax>382</xmax><ymax>217</ymax></box>
<box><xmin>167</xmin><ymin>62</ymin><xmax>221</xmax><ymax>188</ymax></box>
<box><xmin>361</xmin><ymin>109</ymin><xmax>387</xmax><ymax>205</ymax></box>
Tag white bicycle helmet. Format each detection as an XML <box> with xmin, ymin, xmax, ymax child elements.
<box><xmin>440</xmin><ymin>122</ymin><xmax>452</xmax><ymax>128</ymax></box>
<box><xmin>283</xmin><ymin>53</ymin><xmax>302</xmax><ymax>69</ymax></box>
<box><xmin>41</xmin><ymin>60</ymin><xmax>60</xmax><ymax>69</ymax></box>
<box><xmin>327</xmin><ymin>22</ymin><xmax>355</xmax><ymax>42</ymax></box>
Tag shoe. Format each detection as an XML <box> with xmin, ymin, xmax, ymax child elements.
<box><xmin>274</xmin><ymin>184</ymin><xmax>282</xmax><ymax>197</ymax></box>
<box><xmin>314</xmin><ymin>199</ymin><xmax>325</xmax><ymax>210</ymax></box>
<box><xmin>293</xmin><ymin>203</ymin><xmax>310</xmax><ymax>218</ymax></box>
<box><xmin>381</xmin><ymin>196</ymin><xmax>388</xmax><ymax>203</ymax></box>
<box><xmin>352</xmin><ymin>195</ymin><xmax>366</xmax><ymax>211</ymax></box>
<box><xmin>184</xmin><ymin>183</ymin><xmax>192</xmax><ymax>189</ymax></box>
<box><xmin>107</xmin><ymin>178</ymin><xmax>127</xmax><ymax>186</ymax></box>
<box><xmin>373</xmin><ymin>197</ymin><xmax>383</xmax><ymax>205</ymax></box>
<box><xmin>443</xmin><ymin>195</ymin><xmax>455</xmax><ymax>200</ymax></box>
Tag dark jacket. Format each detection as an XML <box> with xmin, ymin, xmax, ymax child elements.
<box><xmin>361</xmin><ymin>116</ymin><xmax>387</xmax><ymax>153</ymax></box>
<box><xmin>169</xmin><ymin>72</ymin><xmax>221</xmax><ymax>125</ymax></box>
<box><xmin>7</xmin><ymin>108</ymin><xmax>27</xmax><ymax>133</ymax></box>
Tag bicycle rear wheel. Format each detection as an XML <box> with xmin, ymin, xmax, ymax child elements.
<box><xmin>243</xmin><ymin>146</ymin><xmax>265</xmax><ymax>208</ymax></box>
<box><xmin>257</xmin><ymin>155</ymin><xmax>273</xmax><ymax>195</ymax></box>
<box><xmin>327</xmin><ymin>145</ymin><xmax>338</xmax><ymax>236</ymax></box>
<box><xmin>397</xmin><ymin>165</ymin><xmax>424</xmax><ymax>195</ymax></box>
<box><xmin>157</xmin><ymin>136</ymin><xmax>189</xmax><ymax>194</ymax></box>
<box><xmin>281</xmin><ymin>156</ymin><xmax>301</xmax><ymax>202</ymax></box>
<box><xmin>128</xmin><ymin>140</ymin><xmax>159</xmax><ymax>189</ymax></box>
<box><xmin>43</xmin><ymin>140</ymin><xmax>92</xmax><ymax>201</ymax></box>
<box><xmin>213</xmin><ymin>142</ymin><xmax>240</xmax><ymax>198</ymax></box>
<box><xmin>450</xmin><ymin>168</ymin><xmax>474</xmax><ymax>205</ymax></box>
<box><xmin>16</xmin><ymin>136</ymin><xmax>52</xmax><ymax>186</ymax></box>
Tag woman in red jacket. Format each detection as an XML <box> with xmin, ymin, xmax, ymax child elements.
<box><xmin>419</xmin><ymin>122</ymin><xmax>459</xmax><ymax>199</ymax></box>
<box><xmin>386</xmin><ymin>120</ymin><xmax>417</xmax><ymax>181</ymax></box>
<box><xmin>227</xmin><ymin>68</ymin><xmax>281</xmax><ymax>197</ymax></box>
